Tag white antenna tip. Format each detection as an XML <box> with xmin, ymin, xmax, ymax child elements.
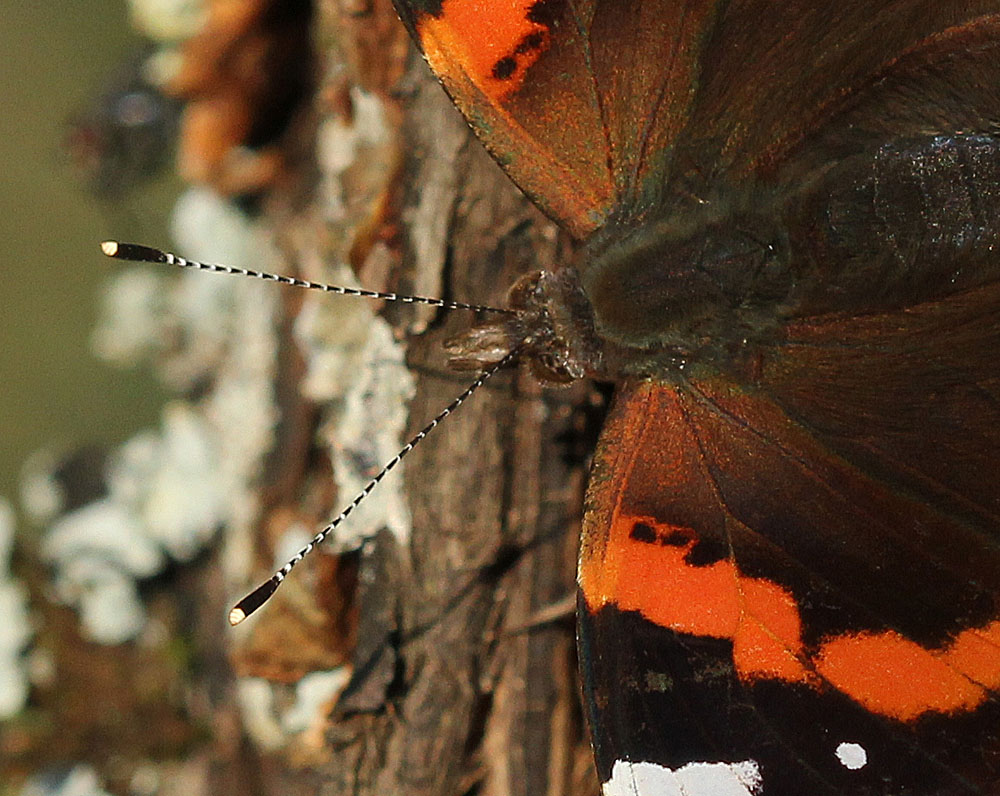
<box><xmin>100</xmin><ymin>241</ymin><xmax>119</xmax><ymax>256</ymax></box>
<box><xmin>228</xmin><ymin>607</ymin><xmax>247</xmax><ymax>626</ymax></box>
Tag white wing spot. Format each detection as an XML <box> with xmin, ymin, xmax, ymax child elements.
<box><xmin>602</xmin><ymin>759</ymin><xmax>763</xmax><ymax>796</ymax></box>
<box><xmin>836</xmin><ymin>741</ymin><xmax>868</xmax><ymax>770</ymax></box>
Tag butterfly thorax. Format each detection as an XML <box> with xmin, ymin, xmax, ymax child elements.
<box><xmin>579</xmin><ymin>195</ymin><xmax>794</xmax><ymax>377</ymax></box>
<box><xmin>445</xmin><ymin>237</ymin><xmax>787</xmax><ymax>387</ymax></box>
<box><xmin>580</xmin><ymin>132</ymin><xmax>1000</xmax><ymax>379</ymax></box>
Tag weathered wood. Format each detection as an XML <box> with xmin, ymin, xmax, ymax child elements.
<box><xmin>227</xmin><ymin>3</ymin><xmax>603</xmax><ymax>795</ymax></box>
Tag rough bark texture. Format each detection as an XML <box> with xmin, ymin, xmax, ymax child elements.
<box><xmin>223</xmin><ymin>3</ymin><xmax>603</xmax><ymax>795</ymax></box>
<box><xmin>2</xmin><ymin>2</ymin><xmax>606</xmax><ymax>792</ymax></box>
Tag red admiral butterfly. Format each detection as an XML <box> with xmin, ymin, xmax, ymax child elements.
<box><xmin>106</xmin><ymin>2</ymin><xmax>1000</xmax><ymax>792</ymax></box>
<box><xmin>385</xmin><ymin>1</ymin><xmax>1000</xmax><ymax>794</ymax></box>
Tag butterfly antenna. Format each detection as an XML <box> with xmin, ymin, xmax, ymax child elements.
<box><xmin>228</xmin><ymin>348</ymin><xmax>519</xmax><ymax>625</ymax></box>
<box><xmin>101</xmin><ymin>241</ymin><xmax>513</xmax><ymax>315</ymax></box>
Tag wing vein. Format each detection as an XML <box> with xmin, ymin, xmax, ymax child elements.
<box><xmin>677</xmin><ymin>384</ymin><xmax>994</xmax><ymax>791</ymax></box>
<box><xmin>629</xmin><ymin>0</ymin><xmax>691</xmax><ymax>211</ymax></box>
<box><xmin>672</xmin><ymin>387</ymin><xmax>837</xmax><ymax>791</ymax></box>
<box><xmin>564</xmin><ymin>0</ymin><xmax>615</xmax><ymax>195</ymax></box>
<box><xmin>683</xmin><ymin>381</ymin><xmax>994</xmax><ymax>621</ymax></box>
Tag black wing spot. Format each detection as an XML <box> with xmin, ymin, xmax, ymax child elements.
<box><xmin>516</xmin><ymin>30</ymin><xmax>546</xmax><ymax>54</ymax></box>
<box><xmin>629</xmin><ymin>521</ymin><xmax>658</xmax><ymax>544</ymax></box>
<box><xmin>662</xmin><ymin>529</ymin><xmax>692</xmax><ymax>547</ymax></box>
<box><xmin>492</xmin><ymin>56</ymin><xmax>518</xmax><ymax>81</ymax></box>
<box><xmin>413</xmin><ymin>0</ymin><xmax>445</xmax><ymax>18</ymax></box>
<box><xmin>684</xmin><ymin>538</ymin><xmax>728</xmax><ymax>567</ymax></box>
<box><xmin>526</xmin><ymin>0</ymin><xmax>559</xmax><ymax>27</ymax></box>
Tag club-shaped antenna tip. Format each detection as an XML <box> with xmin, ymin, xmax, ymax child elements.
<box><xmin>228</xmin><ymin>607</ymin><xmax>247</xmax><ymax>626</ymax></box>
<box><xmin>101</xmin><ymin>241</ymin><xmax>119</xmax><ymax>256</ymax></box>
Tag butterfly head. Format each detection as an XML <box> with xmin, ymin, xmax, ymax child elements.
<box><xmin>445</xmin><ymin>267</ymin><xmax>606</xmax><ymax>384</ymax></box>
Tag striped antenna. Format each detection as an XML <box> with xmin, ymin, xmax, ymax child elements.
<box><xmin>101</xmin><ymin>241</ymin><xmax>513</xmax><ymax>315</ymax></box>
<box><xmin>228</xmin><ymin>348</ymin><xmax>519</xmax><ymax>625</ymax></box>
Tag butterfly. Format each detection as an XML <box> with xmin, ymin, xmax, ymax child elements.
<box><xmin>383</xmin><ymin>1</ymin><xmax>1000</xmax><ymax>794</ymax></box>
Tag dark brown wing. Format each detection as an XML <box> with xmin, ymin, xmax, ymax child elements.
<box><xmin>681</xmin><ymin>3</ymin><xmax>1000</xmax><ymax>178</ymax></box>
<box><xmin>393</xmin><ymin>1</ymin><xmax>1000</xmax><ymax>239</ymax></box>
<box><xmin>392</xmin><ymin>0</ymin><xmax>723</xmax><ymax>238</ymax></box>
<box><xmin>579</xmin><ymin>279</ymin><xmax>1000</xmax><ymax>794</ymax></box>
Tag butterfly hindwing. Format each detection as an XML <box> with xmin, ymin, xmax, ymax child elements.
<box><xmin>579</xmin><ymin>276</ymin><xmax>1000</xmax><ymax>794</ymax></box>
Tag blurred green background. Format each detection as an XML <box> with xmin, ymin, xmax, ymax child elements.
<box><xmin>0</xmin><ymin>2</ymin><xmax>171</xmax><ymax>514</ymax></box>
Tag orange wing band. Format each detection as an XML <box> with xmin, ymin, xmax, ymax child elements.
<box><xmin>581</xmin><ymin>511</ymin><xmax>1000</xmax><ymax>723</ymax></box>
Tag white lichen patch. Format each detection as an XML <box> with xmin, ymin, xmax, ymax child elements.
<box><xmin>0</xmin><ymin>498</ymin><xmax>33</xmax><ymax>718</ymax></box>
<box><xmin>90</xmin><ymin>268</ymin><xmax>168</xmax><ymax>366</ymax></box>
<box><xmin>92</xmin><ymin>188</ymin><xmax>259</xmax><ymax>391</ymax></box>
<box><xmin>236</xmin><ymin>677</ymin><xmax>286</xmax><ymax>752</ymax></box>
<box><xmin>128</xmin><ymin>0</ymin><xmax>207</xmax><ymax>46</ymax></box>
<box><xmin>43</xmin><ymin>498</ymin><xmax>165</xmax><ymax>580</ymax></box>
<box><xmin>18</xmin><ymin>763</ymin><xmax>115</xmax><ymax>796</ymax></box>
<box><xmin>57</xmin><ymin>187</ymin><xmax>280</xmax><ymax>644</ymax></box>
<box><xmin>295</xmin><ymin>265</ymin><xmax>414</xmax><ymax>548</ymax></box>
<box><xmin>42</xmin><ymin>403</ymin><xmax>227</xmax><ymax>644</ymax></box>
<box><xmin>236</xmin><ymin>668</ymin><xmax>349</xmax><ymax>753</ymax></box>
<box><xmin>118</xmin><ymin>403</ymin><xmax>227</xmax><ymax>561</ymax></box>
<box><xmin>602</xmin><ymin>759</ymin><xmax>763</xmax><ymax>796</ymax></box>
<box><xmin>325</xmin><ymin>319</ymin><xmax>413</xmax><ymax>543</ymax></box>
<box><xmin>316</xmin><ymin>87</ymin><xmax>392</xmax><ymax>226</ymax></box>
<box><xmin>280</xmin><ymin>668</ymin><xmax>350</xmax><ymax>735</ymax></box>
<box><xmin>19</xmin><ymin>449</ymin><xmax>66</xmax><ymax>525</ymax></box>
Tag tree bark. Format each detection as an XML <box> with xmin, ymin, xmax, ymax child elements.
<box><xmin>224</xmin><ymin>2</ymin><xmax>603</xmax><ymax>795</ymax></box>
